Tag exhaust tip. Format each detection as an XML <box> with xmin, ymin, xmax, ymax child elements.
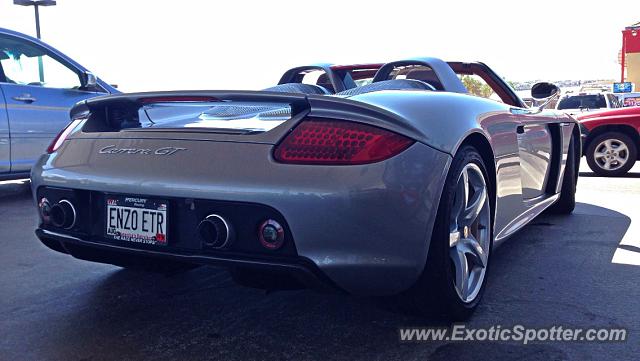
<box><xmin>197</xmin><ymin>214</ymin><xmax>233</xmax><ymax>249</ymax></box>
<box><xmin>50</xmin><ymin>199</ymin><xmax>76</xmax><ymax>229</ymax></box>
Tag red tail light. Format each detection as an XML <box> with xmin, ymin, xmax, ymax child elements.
<box><xmin>139</xmin><ymin>96</ymin><xmax>220</xmax><ymax>104</ymax></box>
<box><xmin>274</xmin><ymin>118</ymin><xmax>414</xmax><ymax>165</ymax></box>
<box><xmin>47</xmin><ymin>117</ymin><xmax>86</xmax><ymax>154</ymax></box>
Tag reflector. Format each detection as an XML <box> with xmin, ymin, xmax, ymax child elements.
<box><xmin>274</xmin><ymin>118</ymin><xmax>414</xmax><ymax>165</ymax></box>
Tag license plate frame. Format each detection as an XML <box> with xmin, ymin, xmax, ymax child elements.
<box><xmin>105</xmin><ymin>195</ymin><xmax>169</xmax><ymax>246</ymax></box>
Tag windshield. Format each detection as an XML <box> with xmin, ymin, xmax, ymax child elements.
<box><xmin>557</xmin><ymin>94</ymin><xmax>606</xmax><ymax>110</ymax></box>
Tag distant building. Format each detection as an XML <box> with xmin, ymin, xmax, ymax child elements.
<box><xmin>621</xmin><ymin>21</ymin><xmax>640</xmax><ymax>91</ymax></box>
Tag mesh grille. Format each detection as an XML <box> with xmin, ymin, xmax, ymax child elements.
<box><xmin>336</xmin><ymin>79</ymin><xmax>434</xmax><ymax>97</ymax></box>
<box><xmin>202</xmin><ymin>105</ymin><xmax>278</xmax><ymax>118</ymax></box>
<box><xmin>264</xmin><ymin>83</ymin><xmax>330</xmax><ymax>95</ymax></box>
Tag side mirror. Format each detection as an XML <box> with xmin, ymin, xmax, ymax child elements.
<box><xmin>531</xmin><ymin>82</ymin><xmax>560</xmax><ymax>100</ymax></box>
<box><xmin>530</xmin><ymin>82</ymin><xmax>560</xmax><ymax>110</ymax></box>
<box><xmin>80</xmin><ymin>71</ymin><xmax>98</xmax><ymax>90</ymax></box>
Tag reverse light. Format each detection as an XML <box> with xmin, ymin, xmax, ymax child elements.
<box><xmin>273</xmin><ymin>118</ymin><xmax>415</xmax><ymax>165</ymax></box>
<box><xmin>46</xmin><ymin>117</ymin><xmax>86</xmax><ymax>154</ymax></box>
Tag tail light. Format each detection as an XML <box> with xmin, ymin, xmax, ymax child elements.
<box><xmin>273</xmin><ymin>118</ymin><xmax>414</xmax><ymax>165</ymax></box>
<box><xmin>46</xmin><ymin>117</ymin><xmax>86</xmax><ymax>154</ymax></box>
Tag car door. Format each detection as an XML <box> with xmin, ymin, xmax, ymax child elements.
<box><xmin>0</xmin><ymin>33</ymin><xmax>105</xmax><ymax>173</ymax></box>
<box><xmin>0</xmin><ymin>84</ymin><xmax>9</xmax><ymax>174</ymax></box>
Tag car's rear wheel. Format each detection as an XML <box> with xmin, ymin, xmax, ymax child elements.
<box><xmin>586</xmin><ymin>132</ymin><xmax>637</xmax><ymax>177</ymax></box>
<box><xmin>403</xmin><ymin>145</ymin><xmax>492</xmax><ymax>321</ymax></box>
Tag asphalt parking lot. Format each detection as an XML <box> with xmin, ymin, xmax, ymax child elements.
<box><xmin>1</xmin><ymin>159</ymin><xmax>639</xmax><ymax>361</ymax></box>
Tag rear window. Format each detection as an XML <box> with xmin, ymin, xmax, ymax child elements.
<box><xmin>557</xmin><ymin>94</ymin><xmax>606</xmax><ymax>110</ymax></box>
<box><xmin>343</xmin><ymin>68</ymin><xmax>379</xmax><ymax>87</ymax></box>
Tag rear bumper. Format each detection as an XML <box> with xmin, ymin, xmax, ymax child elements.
<box><xmin>36</xmin><ymin>228</ymin><xmax>341</xmax><ymax>292</ymax></box>
<box><xmin>31</xmin><ymin>141</ymin><xmax>451</xmax><ymax>296</ymax></box>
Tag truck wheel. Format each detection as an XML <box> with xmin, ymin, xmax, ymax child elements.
<box><xmin>586</xmin><ymin>132</ymin><xmax>637</xmax><ymax>177</ymax></box>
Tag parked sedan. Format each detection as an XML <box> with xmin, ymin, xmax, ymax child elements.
<box><xmin>0</xmin><ymin>27</ymin><xmax>117</xmax><ymax>180</ymax></box>
<box><xmin>578</xmin><ymin>106</ymin><xmax>640</xmax><ymax>176</ymax></box>
<box><xmin>32</xmin><ymin>57</ymin><xmax>579</xmax><ymax>320</ymax></box>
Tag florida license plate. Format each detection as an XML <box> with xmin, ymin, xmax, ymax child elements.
<box><xmin>105</xmin><ymin>196</ymin><xmax>168</xmax><ymax>246</ymax></box>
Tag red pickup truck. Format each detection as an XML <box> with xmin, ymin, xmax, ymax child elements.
<box><xmin>578</xmin><ymin>106</ymin><xmax>640</xmax><ymax>176</ymax></box>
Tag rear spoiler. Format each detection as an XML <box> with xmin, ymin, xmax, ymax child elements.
<box><xmin>70</xmin><ymin>90</ymin><xmax>421</xmax><ymax>142</ymax></box>
<box><xmin>72</xmin><ymin>90</ymin><xmax>310</xmax><ymax>118</ymax></box>
<box><xmin>71</xmin><ymin>90</ymin><xmax>311</xmax><ymax>132</ymax></box>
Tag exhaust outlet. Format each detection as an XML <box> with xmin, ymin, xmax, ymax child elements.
<box><xmin>49</xmin><ymin>200</ymin><xmax>76</xmax><ymax>229</ymax></box>
<box><xmin>197</xmin><ymin>214</ymin><xmax>233</xmax><ymax>249</ymax></box>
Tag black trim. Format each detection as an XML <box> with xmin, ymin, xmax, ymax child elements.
<box><xmin>0</xmin><ymin>58</ymin><xmax>6</xmax><ymax>83</ymax></box>
<box><xmin>545</xmin><ymin>124</ymin><xmax>563</xmax><ymax>195</ymax></box>
<box><xmin>474</xmin><ymin>62</ymin><xmax>526</xmax><ymax>108</ymax></box>
<box><xmin>0</xmin><ymin>172</ymin><xmax>30</xmax><ymax>181</ymax></box>
<box><xmin>277</xmin><ymin>64</ymin><xmax>345</xmax><ymax>93</ymax></box>
<box><xmin>372</xmin><ymin>60</ymin><xmax>443</xmax><ymax>90</ymax></box>
<box><xmin>35</xmin><ymin>228</ymin><xmax>343</xmax><ymax>293</ymax></box>
<box><xmin>578</xmin><ymin>123</ymin><xmax>590</xmax><ymax>155</ymax></box>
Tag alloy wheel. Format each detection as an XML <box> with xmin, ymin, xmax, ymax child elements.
<box><xmin>448</xmin><ymin>163</ymin><xmax>491</xmax><ymax>303</ymax></box>
<box><xmin>593</xmin><ymin>139</ymin><xmax>630</xmax><ymax>171</ymax></box>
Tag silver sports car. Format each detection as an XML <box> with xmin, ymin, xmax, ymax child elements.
<box><xmin>31</xmin><ymin>57</ymin><xmax>579</xmax><ymax>320</ymax></box>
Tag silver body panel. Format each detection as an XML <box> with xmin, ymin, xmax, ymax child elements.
<box><xmin>32</xmin><ymin>138</ymin><xmax>450</xmax><ymax>295</ymax></box>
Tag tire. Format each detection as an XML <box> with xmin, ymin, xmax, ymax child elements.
<box><xmin>401</xmin><ymin>145</ymin><xmax>493</xmax><ymax>321</ymax></box>
<box><xmin>586</xmin><ymin>132</ymin><xmax>637</xmax><ymax>177</ymax></box>
<box><xmin>546</xmin><ymin>136</ymin><xmax>577</xmax><ymax>214</ymax></box>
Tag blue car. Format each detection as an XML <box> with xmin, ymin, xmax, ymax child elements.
<box><xmin>0</xmin><ymin>28</ymin><xmax>118</xmax><ymax>180</ymax></box>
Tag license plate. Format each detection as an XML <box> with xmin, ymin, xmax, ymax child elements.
<box><xmin>105</xmin><ymin>196</ymin><xmax>168</xmax><ymax>246</ymax></box>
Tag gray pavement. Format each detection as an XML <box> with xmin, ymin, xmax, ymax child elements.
<box><xmin>1</xmin><ymin>160</ymin><xmax>639</xmax><ymax>361</ymax></box>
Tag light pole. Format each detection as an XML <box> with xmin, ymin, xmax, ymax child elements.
<box><xmin>13</xmin><ymin>0</ymin><xmax>56</xmax><ymax>82</ymax></box>
<box><xmin>13</xmin><ymin>0</ymin><xmax>57</xmax><ymax>39</ymax></box>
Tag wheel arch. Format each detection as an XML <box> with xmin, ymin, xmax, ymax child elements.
<box><xmin>419</xmin><ymin>131</ymin><xmax>497</xmax><ymax>270</ymax></box>
<box><xmin>457</xmin><ymin>132</ymin><xmax>497</xmax><ymax>227</ymax></box>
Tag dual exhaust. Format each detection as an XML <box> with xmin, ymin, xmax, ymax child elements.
<box><xmin>39</xmin><ymin>198</ymin><xmax>76</xmax><ymax>230</ymax></box>
<box><xmin>39</xmin><ymin>198</ymin><xmax>285</xmax><ymax>251</ymax></box>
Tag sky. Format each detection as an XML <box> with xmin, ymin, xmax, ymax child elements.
<box><xmin>1</xmin><ymin>0</ymin><xmax>639</xmax><ymax>92</ymax></box>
